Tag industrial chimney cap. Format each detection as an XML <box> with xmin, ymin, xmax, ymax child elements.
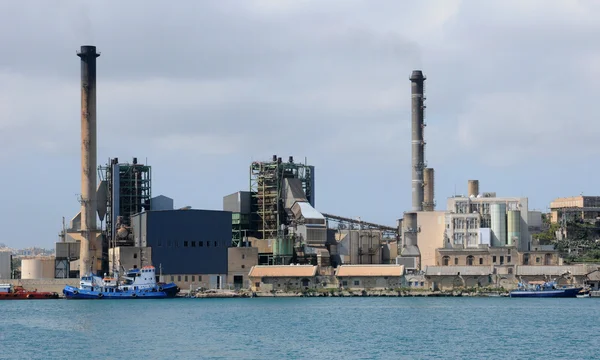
<box><xmin>410</xmin><ymin>70</ymin><xmax>425</xmax><ymax>81</ymax></box>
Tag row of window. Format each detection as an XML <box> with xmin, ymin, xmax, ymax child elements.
<box><xmin>157</xmin><ymin>240</ymin><xmax>227</xmax><ymax>248</ymax></box>
<box><xmin>170</xmin><ymin>275</ymin><xmax>203</xmax><ymax>282</ymax></box>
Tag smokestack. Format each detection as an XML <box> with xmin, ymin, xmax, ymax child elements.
<box><xmin>77</xmin><ymin>45</ymin><xmax>100</xmax><ymax>274</ymax></box>
<box><xmin>423</xmin><ymin>168</ymin><xmax>434</xmax><ymax>211</ymax></box>
<box><xmin>468</xmin><ymin>180</ymin><xmax>479</xmax><ymax>197</ymax></box>
<box><xmin>410</xmin><ymin>70</ymin><xmax>426</xmax><ymax>212</ymax></box>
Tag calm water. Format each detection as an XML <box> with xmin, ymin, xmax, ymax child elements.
<box><xmin>1</xmin><ymin>297</ymin><xmax>599</xmax><ymax>359</ymax></box>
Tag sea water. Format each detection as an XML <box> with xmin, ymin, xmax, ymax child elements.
<box><xmin>1</xmin><ymin>297</ymin><xmax>599</xmax><ymax>359</ymax></box>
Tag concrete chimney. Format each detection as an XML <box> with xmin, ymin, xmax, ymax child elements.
<box><xmin>410</xmin><ymin>70</ymin><xmax>426</xmax><ymax>212</ymax></box>
<box><xmin>77</xmin><ymin>45</ymin><xmax>100</xmax><ymax>275</ymax></box>
<box><xmin>468</xmin><ymin>180</ymin><xmax>479</xmax><ymax>197</ymax></box>
<box><xmin>423</xmin><ymin>168</ymin><xmax>434</xmax><ymax>211</ymax></box>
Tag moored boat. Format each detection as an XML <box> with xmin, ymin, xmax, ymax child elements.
<box><xmin>63</xmin><ymin>265</ymin><xmax>179</xmax><ymax>300</ymax></box>
<box><xmin>509</xmin><ymin>281</ymin><xmax>583</xmax><ymax>298</ymax></box>
<box><xmin>0</xmin><ymin>284</ymin><xmax>60</xmax><ymax>300</ymax></box>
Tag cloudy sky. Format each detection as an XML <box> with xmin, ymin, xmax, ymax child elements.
<box><xmin>1</xmin><ymin>0</ymin><xmax>599</xmax><ymax>248</ymax></box>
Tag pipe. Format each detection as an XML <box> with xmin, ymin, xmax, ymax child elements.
<box><xmin>410</xmin><ymin>70</ymin><xmax>426</xmax><ymax>212</ymax></box>
<box><xmin>77</xmin><ymin>45</ymin><xmax>100</xmax><ymax>275</ymax></box>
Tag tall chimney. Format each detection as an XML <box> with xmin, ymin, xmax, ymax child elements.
<box><xmin>77</xmin><ymin>45</ymin><xmax>100</xmax><ymax>275</ymax></box>
<box><xmin>468</xmin><ymin>180</ymin><xmax>479</xmax><ymax>197</ymax></box>
<box><xmin>410</xmin><ymin>70</ymin><xmax>426</xmax><ymax>212</ymax></box>
<box><xmin>423</xmin><ymin>168</ymin><xmax>434</xmax><ymax>211</ymax></box>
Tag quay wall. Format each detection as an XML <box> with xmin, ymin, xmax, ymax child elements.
<box><xmin>0</xmin><ymin>279</ymin><xmax>79</xmax><ymax>294</ymax></box>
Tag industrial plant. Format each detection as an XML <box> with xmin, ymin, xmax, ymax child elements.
<box><xmin>1</xmin><ymin>45</ymin><xmax>599</xmax><ymax>296</ymax></box>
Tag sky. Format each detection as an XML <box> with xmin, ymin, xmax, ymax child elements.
<box><xmin>1</xmin><ymin>0</ymin><xmax>600</xmax><ymax>248</ymax></box>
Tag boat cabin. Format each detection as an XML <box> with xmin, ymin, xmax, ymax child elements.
<box><xmin>0</xmin><ymin>284</ymin><xmax>11</xmax><ymax>293</ymax></box>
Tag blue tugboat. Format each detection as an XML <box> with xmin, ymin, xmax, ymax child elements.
<box><xmin>63</xmin><ymin>266</ymin><xmax>179</xmax><ymax>299</ymax></box>
<box><xmin>509</xmin><ymin>281</ymin><xmax>583</xmax><ymax>298</ymax></box>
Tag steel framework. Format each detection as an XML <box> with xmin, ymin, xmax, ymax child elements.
<box><xmin>249</xmin><ymin>156</ymin><xmax>314</xmax><ymax>240</ymax></box>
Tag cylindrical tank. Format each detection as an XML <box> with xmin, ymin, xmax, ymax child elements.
<box><xmin>21</xmin><ymin>257</ymin><xmax>56</xmax><ymax>279</ymax></box>
<box><xmin>490</xmin><ymin>203</ymin><xmax>507</xmax><ymax>246</ymax></box>
<box><xmin>507</xmin><ymin>210</ymin><xmax>521</xmax><ymax>246</ymax></box>
<box><xmin>0</xmin><ymin>251</ymin><xmax>11</xmax><ymax>279</ymax></box>
<box><xmin>468</xmin><ymin>180</ymin><xmax>479</xmax><ymax>197</ymax></box>
<box><xmin>423</xmin><ymin>168</ymin><xmax>435</xmax><ymax>211</ymax></box>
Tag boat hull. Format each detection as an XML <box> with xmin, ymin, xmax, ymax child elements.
<box><xmin>0</xmin><ymin>292</ymin><xmax>60</xmax><ymax>300</ymax></box>
<box><xmin>509</xmin><ymin>287</ymin><xmax>583</xmax><ymax>298</ymax></box>
<box><xmin>63</xmin><ymin>283</ymin><xmax>180</xmax><ymax>300</ymax></box>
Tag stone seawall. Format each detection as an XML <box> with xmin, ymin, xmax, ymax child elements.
<box><xmin>0</xmin><ymin>279</ymin><xmax>79</xmax><ymax>294</ymax></box>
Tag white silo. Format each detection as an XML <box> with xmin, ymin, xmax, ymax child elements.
<box><xmin>490</xmin><ymin>203</ymin><xmax>507</xmax><ymax>246</ymax></box>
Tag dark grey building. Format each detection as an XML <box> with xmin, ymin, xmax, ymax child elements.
<box><xmin>132</xmin><ymin>209</ymin><xmax>232</xmax><ymax>274</ymax></box>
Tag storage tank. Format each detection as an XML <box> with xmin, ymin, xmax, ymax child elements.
<box><xmin>507</xmin><ymin>210</ymin><xmax>521</xmax><ymax>246</ymax></box>
<box><xmin>490</xmin><ymin>203</ymin><xmax>507</xmax><ymax>246</ymax></box>
<box><xmin>21</xmin><ymin>257</ymin><xmax>56</xmax><ymax>279</ymax></box>
<box><xmin>468</xmin><ymin>180</ymin><xmax>479</xmax><ymax>197</ymax></box>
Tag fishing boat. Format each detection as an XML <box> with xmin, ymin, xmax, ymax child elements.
<box><xmin>63</xmin><ymin>265</ymin><xmax>179</xmax><ymax>299</ymax></box>
<box><xmin>0</xmin><ymin>284</ymin><xmax>60</xmax><ymax>300</ymax></box>
<box><xmin>509</xmin><ymin>281</ymin><xmax>583</xmax><ymax>298</ymax></box>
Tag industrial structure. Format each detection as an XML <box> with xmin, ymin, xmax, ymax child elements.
<box><xmin>550</xmin><ymin>196</ymin><xmax>600</xmax><ymax>224</ymax></box>
<box><xmin>99</xmin><ymin>157</ymin><xmax>152</xmax><ymax>248</ymax></box>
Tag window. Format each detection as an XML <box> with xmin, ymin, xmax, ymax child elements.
<box><xmin>184</xmin><ymin>275</ymin><xmax>188</xmax><ymax>282</ymax></box>
<box><xmin>214</xmin><ymin>241</ymin><xmax>218</xmax><ymax>247</ymax></box>
<box><xmin>206</xmin><ymin>241</ymin><xmax>210</xmax><ymax>247</ymax></box>
<box><xmin>500</xmin><ymin>256</ymin><xmax>504</xmax><ymax>265</ymax></box>
<box><xmin>191</xmin><ymin>241</ymin><xmax>196</xmax><ymax>247</ymax></box>
<box><xmin>493</xmin><ymin>256</ymin><xmax>497</xmax><ymax>263</ymax></box>
<box><xmin>255</xmin><ymin>282</ymin><xmax>260</xmax><ymax>288</ymax></box>
<box><xmin>353</xmin><ymin>280</ymin><xmax>360</xmax><ymax>286</ymax></box>
<box><xmin>442</xmin><ymin>256</ymin><xmax>450</xmax><ymax>266</ymax></box>
<box><xmin>177</xmin><ymin>275</ymin><xmax>181</xmax><ymax>281</ymax></box>
<box><xmin>507</xmin><ymin>249</ymin><xmax>511</xmax><ymax>255</ymax></box>
<box><xmin>536</xmin><ymin>257</ymin><xmax>541</xmax><ymax>263</ymax></box>
<box><xmin>508</xmin><ymin>268</ymin><xmax>513</xmax><ymax>274</ymax></box>
<box><xmin>454</xmin><ymin>257</ymin><xmax>458</xmax><ymax>265</ymax></box>
<box><xmin>479</xmin><ymin>258</ymin><xmax>483</xmax><ymax>265</ymax></box>
<box><xmin>133</xmin><ymin>253</ymin><xmax>137</xmax><ymax>259</ymax></box>
<box><xmin>198</xmin><ymin>276</ymin><xmax>202</xmax><ymax>281</ymax></box>
<box><xmin>242</xmin><ymin>254</ymin><xmax>245</xmax><ymax>259</ymax></box>
<box><xmin>420</xmin><ymin>282</ymin><xmax>424</xmax><ymax>286</ymax></box>
<box><xmin>170</xmin><ymin>276</ymin><xmax>174</xmax><ymax>281</ymax></box>
<box><xmin>507</xmin><ymin>256</ymin><xmax>511</xmax><ymax>263</ymax></box>
<box><xmin>467</xmin><ymin>255</ymin><xmax>474</xmax><ymax>266</ymax></box>
<box><xmin>184</xmin><ymin>241</ymin><xmax>189</xmax><ymax>247</ymax></box>
<box><xmin>342</xmin><ymin>280</ymin><xmax>348</xmax><ymax>286</ymax></box>
<box><xmin>199</xmin><ymin>241</ymin><xmax>203</xmax><ymax>247</ymax></box>
<box><xmin>192</xmin><ymin>275</ymin><xmax>195</xmax><ymax>282</ymax></box>
<box><xmin>241</xmin><ymin>265</ymin><xmax>245</xmax><ymax>269</ymax></box>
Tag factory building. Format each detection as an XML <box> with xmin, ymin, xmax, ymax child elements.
<box><xmin>335</xmin><ymin>265</ymin><xmax>404</xmax><ymax>290</ymax></box>
<box><xmin>130</xmin><ymin>209</ymin><xmax>231</xmax><ymax>289</ymax></box>
<box><xmin>0</xmin><ymin>251</ymin><xmax>12</xmax><ymax>279</ymax></box>
<box><xmin>227</xmin><ymin>247</ymin><xmax>258</xmax><ymax>289</ymax></box>
<box><xmin>550</xmin><ymin>196</ymin><xmax>600</xmax><ymax>223</ymax></box>
<box><xmin>249</xmin><ymin>265</ymin><xmax>318</xmax><ymax>292</ymax></box>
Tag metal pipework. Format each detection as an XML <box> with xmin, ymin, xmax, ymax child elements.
<box><xmin>77</xmin><ymin>45</ymin><xmax>100</xmax><ymax>274</ymax></box>
<box><xmin>410</xmin><ymin>70</ymin><xmax>426</xmax><ymax>212</ymax></box>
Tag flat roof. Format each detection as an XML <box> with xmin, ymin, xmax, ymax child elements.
<box><xmin>336</xmin><ymin>265</ymin><xmax>404</xmax><ymax>277</ymax></box>
<box><xmin>248</xmin><ymin>265</ymin><xmax>318</xmax><ymax>278</ymax></box>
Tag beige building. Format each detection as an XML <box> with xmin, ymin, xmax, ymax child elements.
<box><xmin>516</xmin><ymin>265</ymin><xmax>591</xmax><ymax>285</ymax></box>
<box><xmin>335</xmin><ymin>265</ymin><xmax>404</xmax><ymax>290</ymax></box>
<box><xmin>164</xmin><ymin>273</ymin><xmax>226</xmax><ymax>290</ymax></box>
<box><xmin>415</xmin><ymin>211</ymin><xmax>446</xmax><ymax>267</ymax></box>
<box><xmin>435</xmin><ymin>246</ymin><xmax>559</xmax><ymax>269</ymax></box>
<box><xmin>425</xmin><ymin>266</ymin><xmax>495</xmax><ymax>290</ymax></box>
<box><xmin>550</xmin><ymin>196</ymin><xmax>600</xmax><ymax>223</ymax></box>
<box><xmin>249</xmin><ymin>265</ymin><xmax>318</xmax><ymax>292</ymax></box>
<box><xmin>227</xmin><ymin>247</ymin><xmax>258</xmax><ymax>289</ymax></box>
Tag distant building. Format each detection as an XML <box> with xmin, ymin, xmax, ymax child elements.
<box><xmin>132</xmin><ymin>209</ymin><xmax>232</xmax><ymax>289</ymax></box>
<box><xmin>0</xmin><ymin>251</ymin><xmax>11</xmax><ymax>279</ymax></box>
<box><xmin>550</xmin><ymin>196</ymin><xmax>600</xmax><ymax>223</ymax></box>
